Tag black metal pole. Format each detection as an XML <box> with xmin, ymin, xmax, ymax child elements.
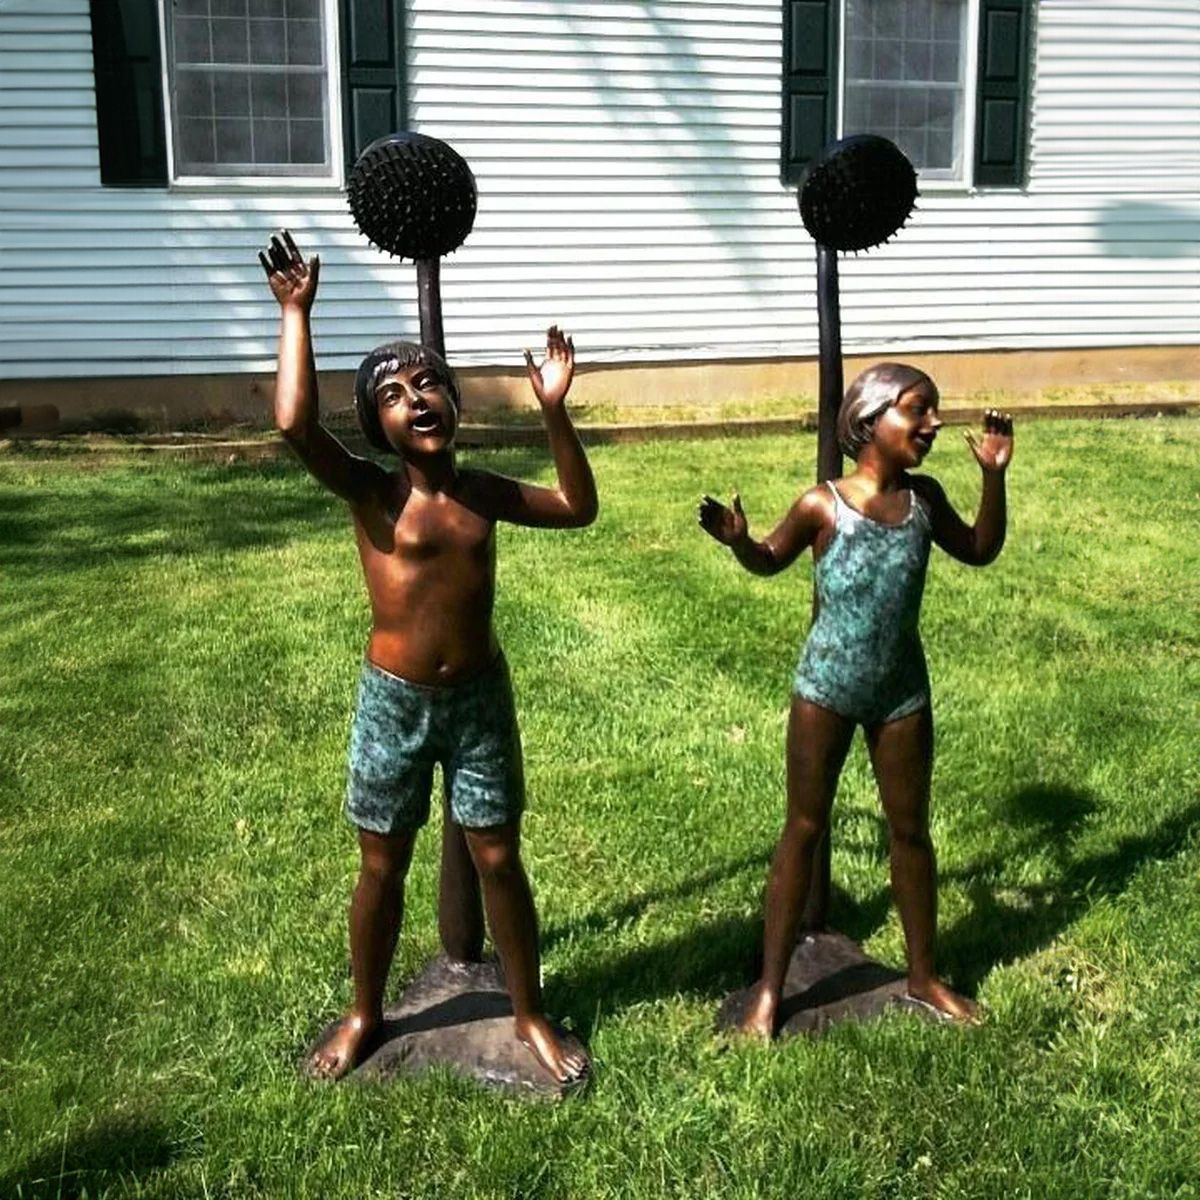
<box><xmin>801</xmin><ymin>241</ymin><xmax>844</xmax><ymax>931</ymax></box>
<box><xmin>416</xmin><ymin>257</ymin><xmax>445</xmax><ymax>358</ymax></box>
<box><xmin>815</xmin><ymin>242</ymin><xmax>844</xmax><ymax>485</ymax></box>
<box><xmin>417</xmin><ymin>252</ymin><xmax>484</xmax><ymax>959</ymax></box>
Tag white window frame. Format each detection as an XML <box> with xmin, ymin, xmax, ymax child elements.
<box><xmin>836</xmin><ymin>0</ymin><xmax>980</xmax><ymax>191</ymax></box>
<box><xmin>156</xmin><ymin>0</ymin><xmax>344</xmax><ymax>190</ymax></box>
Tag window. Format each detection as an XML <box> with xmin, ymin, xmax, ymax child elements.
<box><xmin>91</xmin><ymin>0</ymin><xmax>408</xmax><ymax>187</ymax></box>
<box><xmin>163</xmin><ymin>0</ymin><xmax>340</xmax><ymax>182</ymax></box>
<box><xmin>781</xmin><ymin>0</ymin><xmax>1031</xmax><ymax>189</ymax></box>
<box><xmin>842</xmin><ymin>0</ymin><xmax>972</xmax><ymax>182</ymax></box>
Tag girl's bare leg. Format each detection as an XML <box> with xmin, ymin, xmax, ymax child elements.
<box><xmin>740</xmin><ymin>698</ymin><xmax>856</xmax><ymax>1038</ymax></box>
<box><xmin>464</xmin><ymin>822</ymin><xmax>589</xmax><ymax>1083</ymax></box>
<box><xmin>309</xmin><ymin>827</ymin><xmax>417</xmax><ymax>1079</ymax></box>
<box><xmin>865</xmin><ymin>706</ymin><xmax>979</xmax><ymax>1022</ymax></box>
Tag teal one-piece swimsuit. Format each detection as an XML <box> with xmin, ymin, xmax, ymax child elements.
<box><xmin>793</xmin><ymin>481</ymin><xmax>932</xmax><ymax>726</ymax></box>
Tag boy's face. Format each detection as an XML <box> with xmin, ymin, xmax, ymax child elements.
<box><xmin>874</xmin><ymin>379</ymin><xmax>942</xmax><ymax>467</ymax></box>
<box><xmin>375</xmin><ymin>362</ymin><xmax>459</xmax><ymax>455</ymax></box>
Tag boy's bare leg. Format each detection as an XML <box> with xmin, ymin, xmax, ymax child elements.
<box><xmin>865</xmin><ymin>707</ymin><xmax>979</xmax><ymax>1023</ymax></box>
<box><xmin>463</xmin><ymin>822</ymin><xmax>589</xmax><ymax>1083</ymax></box>
<box><xmin>739</xmin><ymin>699</ymin><xmax>855</xmax><ymax>1039</ymax></box>
<box><xmin>439</xmin><ymin>793</ymin><xmax>485</xmax><ymax>962</ymax></box>
<box><xmin>310</xmin><ymin>828</ymin><xmax>417</xmax><ymax>1079</ymax></box>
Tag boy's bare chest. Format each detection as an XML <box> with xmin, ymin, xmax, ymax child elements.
<box><xmin>358</xmin><ymin>491</ymin><xmax>494</xmax><ymax>564</ymax></box>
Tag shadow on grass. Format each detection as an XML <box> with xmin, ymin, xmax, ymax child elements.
<box><xmin>0</xmin><ymin>461</ymin><xmax>339</xmax><ymax>573</ymax></box>
<box><xmin>0</xmin><ymin>1116</ymin><xmax>180</xmax><ymax>1200</ymax></box>
<box><xmin>0</xmin><ymin>450</ymin><xmax>557</xmax><ymax>577</ymax></box>
<box><xmin>548</xmin><ymin>912</ymin><xmax>762</xmax><ymax>1039</ymax></box>
<box><xmin>938</xmin><ymin>785</ymin><xmax>1200</xmax><ymax>992</ymax></box>
<box><xmin>548</xmin><ymin>786</ymin><xmax>1200</xmax><ymax>1026</ymax></box>
<box><xmin>541</xmin><ymin>847</ymin><xmax>899</xmax><ymax>1035</ymax></box>
<box><xmin>540</xmin><ymin>849</ymin><xmax>771</xmax><ymax>953</ymax></box>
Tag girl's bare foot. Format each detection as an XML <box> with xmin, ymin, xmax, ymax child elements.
<box><xmin>308</xmin><ymin>1013</ymin><xmax>378</xmax><ymax>1080</ymax></box>
<box><xmin>736</xmin><ymin>982</ymin><xmax>778</xmax><ymax>1040</ymax></box>
<box><xmin>906</xmin><ymin>978</ymin><xmax>981</xmax><ymax>1024</ymax></box>
<box><xmin>514</xmin><ymin>1014</ymin><xmax>590</xmax><ymax>1084</ymax></box>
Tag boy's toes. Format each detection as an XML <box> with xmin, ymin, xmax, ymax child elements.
<box><xmin>906</xmin><ymin>980</ymin><xmax>982</xmax><ymax>1025</ymax></box>
<box><xmin>305</xmin><ymin>1015</ymin><xmax>377</xmax><ymax>1081</ymax></box>
<box><xmin>515</xmin><ymin>1015</ymin><xmax>590</xmax><ymax>1085</ymax></box>
<box><xmin>561</xmin><ymin>1045</ymin><xmax>591</xmax><ymax>1081</ymax></box>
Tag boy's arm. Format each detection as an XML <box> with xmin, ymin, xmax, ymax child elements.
<box><xmin>913</xmin><ymin>409</ymin><xmax>1013</xmax><ymax>566</ymax></box>
<box><xmin>473</xmin><ymin>327</ymin><xmax>598</xmax><ymax>528</ymax></box>
<box><xmin>698</xmin><ymin>487</ymin><xmax>828</xmax><ymax>576</ymax></box>
<box><xmin>261</xmin><ymin>231</ymin><xmax>383</xmax><ymax>504</ymax></box>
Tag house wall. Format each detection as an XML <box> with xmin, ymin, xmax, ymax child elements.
<box><xmin>1</xmin><ymin>0</ymin><xmax>1198</xmax><ymax>412</ymax></box>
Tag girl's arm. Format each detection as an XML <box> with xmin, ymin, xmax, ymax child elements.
<box><xmin>472</xmin><ymin>327</ymin><xmax>598</xmax><ymax>528</ymax></box>
<box><xmin>698</xmin><ymin>487</ymin><xmax>829</xmax><ymax>576</ymax></box>
<box><xmin>912</xmin><ymin>409</ymin><xmax>1013</xmax><ymax>566</ymax></box>
<box><xmin>262</xmin><ymin>231</ymin><xmax>382</xmax><ymax>504</ymax></box>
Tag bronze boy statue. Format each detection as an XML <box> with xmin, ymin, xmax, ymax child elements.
<box><xmin>700</xmin><ymin>364</ymin><xmax>1013</xmax><ymax>1036</ymax></box>
<box><xmin>260</xmin><ymin>230</ymin><xmax>596</xmax><ymax>1082</ymax></box>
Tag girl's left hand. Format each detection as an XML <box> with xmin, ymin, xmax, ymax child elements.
<box><xmin>964</xmin><ymin>409</ymin><xmax>1014</xmax><ymax>472</ymax></box>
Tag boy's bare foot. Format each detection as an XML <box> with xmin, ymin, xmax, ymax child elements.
<box><xmin>514</xmin><ymin>1014</ymin><xmax>589</xmax><ymax>1084</ymax></box>
<box><xmin>736</xmin><ymin>982</ymin><xmax>778</xmax><ymax>1040</ymax></box>
<box><xmin>308</xmin><ymin>1013</ymin><xmax>378</xmax><ymax>1080</ymax></box>
<box><xmin>906</xmin><ymin>978</ymin><xmax>981</xmax><ymax>1024</ymax></box>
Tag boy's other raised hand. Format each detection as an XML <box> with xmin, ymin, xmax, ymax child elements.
<box><xmin>259</xmin><ymin>229</ymin><xmax>319</xmax><ymax>312</ymax></box>
<box><xmin>524</xmin><ymin>325</ymin><xmax>575</xmax><ymax>408</ymax></box>
<box><xmin>698</xmin><ymin>492</ymin><xmax>748</xmax><ymax>546</ymax></box>
<box><xmin>963</xmin><ymin>408</ymin><xmax>1014</xmax><ymax>473</ymax></box>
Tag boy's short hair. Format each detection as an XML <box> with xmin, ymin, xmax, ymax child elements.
<box><xmin>836</xmin><ymin>362</ymin><xmax>934</xmax><ymax>458</ymax></box>
<box><xmin>352</xmin><ymin>340</ymin><xmax>461</xmax><ymax>453</ymax></box>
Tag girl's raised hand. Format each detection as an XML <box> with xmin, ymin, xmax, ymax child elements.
<box><xmin>964</xmin><ymin>409</ymin><xmax>1014</xmax><ymax>473</ymax></box>
<box><xmin>258</xmin><ymin>229</ymin><xmax>319</xmax><ymax>312</ymax></box>
<box><xmin>698</xmin><ymin>492</ymin><xmax>748</xmax><ymax>546</ymax></box>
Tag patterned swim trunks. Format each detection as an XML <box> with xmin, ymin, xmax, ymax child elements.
<box><xmin>345</xmin><ymin>655</ymin><xmax>525</xmax><ymax>835</ymax></box>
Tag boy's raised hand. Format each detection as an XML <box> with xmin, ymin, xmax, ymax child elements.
<box><xmin>964</xmin><ymin>408</ymin><xmax>1014</xmax><ymax>473</ymax></box>
<box><xmin>524</xmin><ymin>325</ymin><xmax>575</xmax><ymax>408</ymax></box>
<box><xmin>259</xmin><ymin>229</ymin><xmax>319</xmax><ymax>312</ymax></box>
<box><xmin>698</xmin><ymin>492</ymin><xmax>748</xmax><ymax>546</ymax></box>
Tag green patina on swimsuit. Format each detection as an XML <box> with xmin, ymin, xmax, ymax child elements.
<box><xmin>793</xmin><ymin>482</ymin><xmax>932</xmax><ymax>726</ymax></box>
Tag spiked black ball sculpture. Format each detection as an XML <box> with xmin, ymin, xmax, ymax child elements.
<box><xmin>348</xmin><ymin>131</ymin><xmax>477</xmax><ymax>262</ymax></box>
<box><xmin>346</xmin><ymin>131</ymin><xmax>478</xmax><ymax>358</ymax></box>
<box><xmin>799</xmin><ymin>134</ymin><xmax>917</xmax><ymax>253</ymax></box>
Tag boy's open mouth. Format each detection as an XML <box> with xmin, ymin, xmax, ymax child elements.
<box><xmin>411</xmin><ymin>412</ymin><xmax>444</xmax><ymax>435</ymax></box>
<box><xmin>913</xmin><ymin>433</ymin><xmax>935</xmax><ymax>453</ymax></box>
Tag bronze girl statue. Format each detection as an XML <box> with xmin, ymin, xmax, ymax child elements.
<box><xmin>700</xmin><ymin>364</ymin><xmax>1013</xmax><ymax>1036</ymax></box>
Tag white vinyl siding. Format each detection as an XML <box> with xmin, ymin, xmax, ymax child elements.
<box><xmin>1</xmin><ymin>0</ymin><xmax>1197</xmax><ymax>379</ymax></box>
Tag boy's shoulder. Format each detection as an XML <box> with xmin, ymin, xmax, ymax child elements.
<box><xmin>453</xmin><ymin>465</ymin><xmax>518</xmax><ymax>504</ymax></box>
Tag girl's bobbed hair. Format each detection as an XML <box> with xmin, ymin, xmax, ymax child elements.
<box><xmin>836</xmin><ymin>362</ymin><xmax>934</xmax><ymax>458</ymax></box>
<box><xmin>352</xmin><ymin>340</ymin><xmax>460</xmax><ymax>454</ymax></box>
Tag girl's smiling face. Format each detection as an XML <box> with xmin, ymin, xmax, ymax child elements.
<box><xmin>375</xmin><ymin>362</ymin><xmax>459</xmax><ymax>454</ymax></box>
<box><xmin>872</xmin><ymin>379</ymin><xmax>943</xmax><ymax>467</ymax></box>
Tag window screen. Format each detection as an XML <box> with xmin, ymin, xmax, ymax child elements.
<box><xmin>842</xmin><ymin>0</ymin><xmax>968</xmax><ymax>180</ymax></box>
<box><xmin>168</xmin><ymin>0</ymin><xmax>332</xmax><ymax>178</ymax></box>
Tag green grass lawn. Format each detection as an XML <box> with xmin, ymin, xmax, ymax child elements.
<box><xmin>2</xmin><ymin>418</ymin><xmax>1199</xmax><ymax>1199</ymax></box>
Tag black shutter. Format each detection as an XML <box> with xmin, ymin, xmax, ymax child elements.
<box><xmin>341</xmin><ymin>0</ymin><xmax>407</xmax><ymax>170</ymax></box>
<box><xmin>89</xmin><ymin>0</ymin><xmax>167</xmax><ymax>186</ymax></box>
<box><xmin>974</xmin><ymin>0</ymin><xmax>1033</xmax><ymax>187</ymax></box>
<box><xmin>780</xmin><ymin>0</ymin><xmax>838</xmax><ymax>186</ymax></box>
